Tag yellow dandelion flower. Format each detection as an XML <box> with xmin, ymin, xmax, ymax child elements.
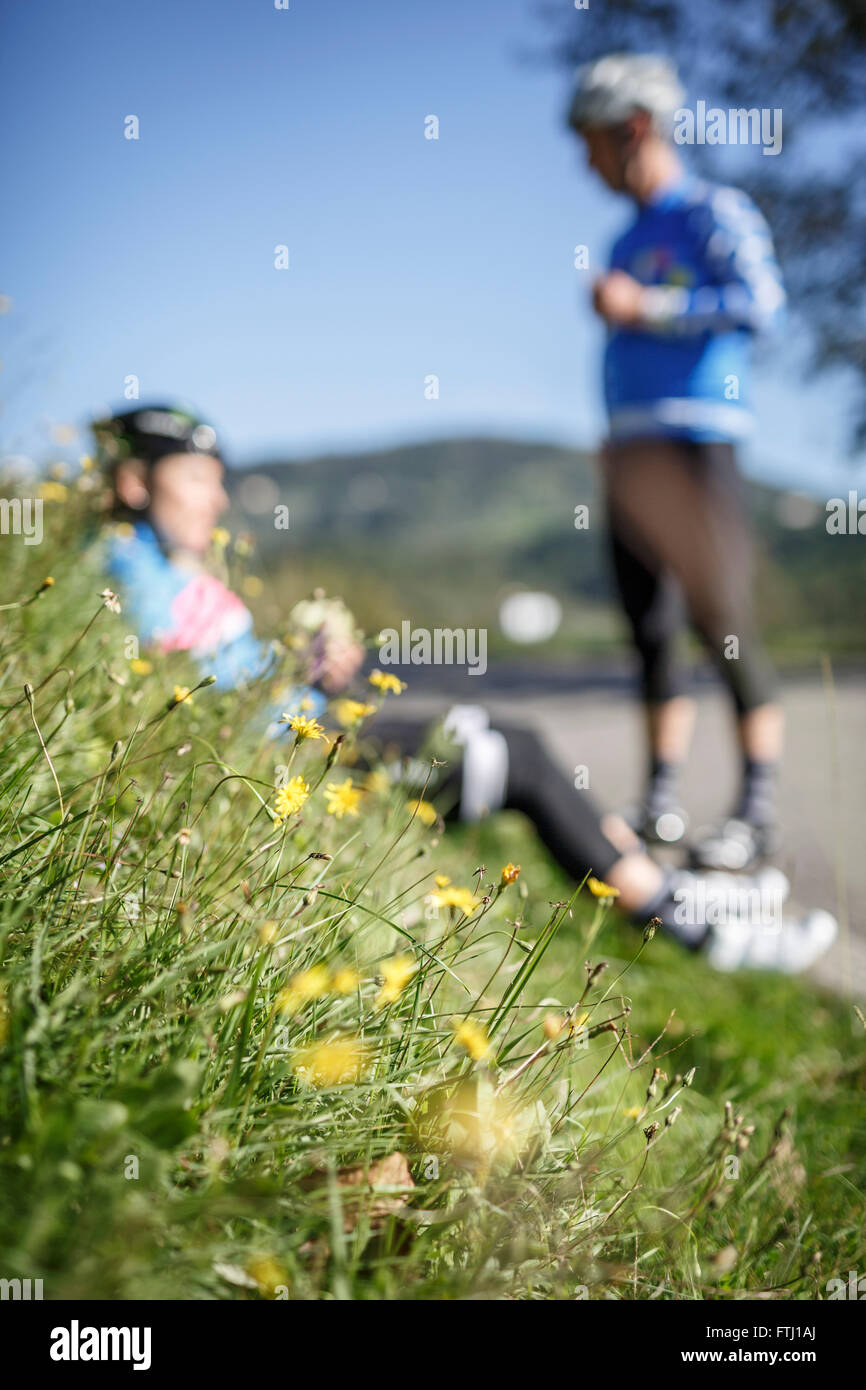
<box><xmin>284</xmin><ymin>717</ymin><xmax>325</xmax><ymax>739</ymax></box>
<box><xmin>434</xmin><ymin>874</ymin><xmax>451</xmax><ymax>889</ymax></box>
<box><xmin>624</xmin><ymin>1105</ymin><xmax>643</xmax><ymax>1119</ymax></box>
<box><xmin>129</xmin><ymin>658</ymin><xmax>152</xmax><ymax>675</ymax></box>
<box><xmin>172</xmin><ymin>685</ymin><xmax>194</xmax><ymax>707</ymax></box>
<box><xmin>407</xmin><ymin>798</ymin><xmax>437</xmax><ymax>827</ymax></box>
<box><xmin>246</xmin><ymin>1254</ymin><xmax>286</xmax><ymax>1297</ymax></box>
<box><xmin>283</xmin><ymin>713</ymin><xmax>325</xmax><ymax>741</ymax></box>
<box><xmin>36</xmin><ymin>480</ymin><xmax>68</xmax><ymax>502</ymax></box>
<box><xmin>368</xmin><ymin>669</ymin><xmax>407</xmax><ymax>695</ymax></box>
<box><xmin>324</xmin><ymin>778</ymin><xmax>362</xmax><ymax>819</ymax></box>
<box><xmin>587</xmin><ymin>877</ymin><xmax>620</xmax><ymax>901</ymax></box>
<box><xmin>79</xmin><ymin>453</ymin><xmax>95</xmax><ymax>472</ymax></box>
<box><xmin>452</xmin><ymin>1017</ymin><xmax>491</xmax><ymax>1061</ymax></box>
<box><xmin>277</xmin><ymin>963</ymin><xmax>331</xmax><ymax>1014</ymax></box>
<box><xmin>293</xmin><ymin>1034</ymin><xmax>368</xmax><ymax>1087</ymax></box>
<box><xmin>272</xmin><ymin>775</ymin><xmax>310</xmax><ymax>824</ymax></box>
<box><xmin>431</xmin><ymin>886</ymin><xmax>479</xmax><ymax>917</ymax></box>
<box><xmin>500</xmin><ymin>862</ymin><xmax>521</xmax><ymax>886</ymax></box>
<box><xmin>41</xmin><ymin>576</ymin><xmax>55</xmax><ymax>589</ymax></box>
<box><xmin>362</xmin><ymin>768</ymin><xmax>392</xmax><ymax>796</ymax></box>
<box><xmin>333</xmin><ymin>698</ymin><xmax>377</xmax><ymax>728</ymax></box>
<box><xmin>375</xmin><ymin>954</ymin><xmax>417</xmax><ymax>1008</ymax></box>
<box><xmin>332</xmin><ymin>967</ymin><xmax>359</xmax><ymax>994</ymax></box>
<box><xmin>211</xmin><ymin>527</ymin><xmax>231</xmax><ymax>548</ymax></box>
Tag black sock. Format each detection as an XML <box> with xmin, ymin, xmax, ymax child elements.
<box><xmin>736</xmin><ymin>759</ymin><xmax>778</xmax><ymax>826</ymax></box>
<box><xmin>644</xmin><ymin>757</ymin><xmax>682</xmax><ymax>818</ymax></box>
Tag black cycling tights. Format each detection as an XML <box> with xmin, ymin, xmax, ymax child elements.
<box><xmin>367</xmin><ymin>716</ymin><xmax>622</xmax><ymax>883</ymax></box>
<box><xmin>606</xmin><ymin>438</ymin><xmax>776</xmax><ymax>714</ymax></box>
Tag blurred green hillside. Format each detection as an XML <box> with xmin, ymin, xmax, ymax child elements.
<box><xmin>227</xmin><ymin>438</ymin><xmax>866</xmax><ymax>662</ymax></box>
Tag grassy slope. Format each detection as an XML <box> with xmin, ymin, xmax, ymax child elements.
<box><xmin>450</xmin><ymin>810</ymin><xmax>866</xmax><ymax>1297</ymax></box>
<box><xmin>0</xmin><ymin>484</ymin><xmax>863</xmax><ymax>1301</ymax></box>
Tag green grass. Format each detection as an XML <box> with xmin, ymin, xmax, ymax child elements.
<box><xmin>0</xmin><ymin>484</ymin><xmax>863</xmax><ymax>1301</ymax></box>
<box><xmin>453</xmin><ymin>812</ymin><xmax>866</xmax><ymax>1297</ymax></box>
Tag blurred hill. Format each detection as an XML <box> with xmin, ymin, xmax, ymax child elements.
<box><xmin>226</xmin><ymin>438</ymin><xmax>866</xmax><ymax>662</ymax></box>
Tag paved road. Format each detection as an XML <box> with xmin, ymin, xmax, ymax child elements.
<box><xmin>396</xmin><ymin>666</ymin><xmax>866</xmax><ymax>998</ymax></box>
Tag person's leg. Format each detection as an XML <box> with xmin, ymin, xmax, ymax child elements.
<box><xmin>661</xmin><ymin>443</ymin><xmax>783</xmax><ymax>851</ymax></box>
<box><xmin>607</xmin><ymin>453</ymin><xmax>694</xmax><ymax>835</ymax></box>
<box><xmin>605</xmin><ymin>438</ymin><xmax>782</xmax><ymax>858</ymax></box>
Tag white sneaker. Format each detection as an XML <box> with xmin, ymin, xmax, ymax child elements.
<box><xmin>670</xmin><ymin>866</ymin><xmax>790</xmax><ymax>931</ymax></box>
<box><xmin>459</xmin><ymin>727</ymin><xmax>509</xmax><ymax>822</ymax></box>
<box><xmin>704</xmin><ymin>908</ymin><xmax>837</xmax><ymax>974</ymax></box>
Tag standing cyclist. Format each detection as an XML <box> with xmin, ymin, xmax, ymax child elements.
<box><xmin>569</xmin><ymin>53</ymin><xmax>787</xmax><ymax>871</ymax></box>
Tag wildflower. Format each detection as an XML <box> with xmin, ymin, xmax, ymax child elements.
<box><xmin>434</xmin><ymin>874</ymin><xmax>451</xmax><ymax>889</ymax></box>
<box><xmin>324</xmin><ymin>778</ymin><xmax>362</xmax><ymax>819</ymax></box>
<box><xmin>587</xmin><ymin>876</ymin><xmax>620</xmax><ymax>901</ymax></box>
<box><xmin>99</xmin><ymin>588</ymin><xmax>122</xmax><ymax>615</ymax></box>
<box><xmin>41</xmin><ymin>576</ymin><xmax>55</xmax><ymax>589</ymax></box>
<box><xmin>172</xmin><ymin>685</ymin><xmax>194</xmax><ymax>707</ymax></box>
<box><xmin>277</xmin><ymin>963</ymin><xmax>331</xmax><ymax>1014</ymax></box>
<box><xmin>500</xmin><ymin>862</ymin><xmax>521</xmax><ymax>886</ymax></box>
<box><xmin>452</xmin><ymin>1017</ymin><xmax>491</xmax><ymax>1061</ymax></box>
<box><xmin>234</xmin><ymin>535</ymin><xmax>254</xmax><ymax>557</ymax></box>
<box><xmin>368</xmin><ymin>669</ymin><xmax>406</xmax><ymax>695</ymax></box>
<box><xmin>79</xmin><ymin>454</ymin><xmax>95</xmax><ymax>472</ymax></box>
<box><xmin>375</xmin><ymin>954</ymin><xmax>417</xmax><ymax>1008</ymax></box>
<box><xmin>282</xmin><ymin>713</ymin><xmax>325</xmax><ymax>742</ymax></box>
<box><xmin>211</xmin><ymin>527</ymin><xmax>231</xmax><ymax>548</ymax></box>
<box><xmin>129</xmin><ymin>658</ymin><xmax>152</xmax><ymax>675</ymax></box>
<box><xmin>293</xmin><ymin>1034</ymin><xmax>368</xmax><ymax>1087</ymax></box>
<box><xmin>362</xmin><ymin>768</ymin><xmax>392</xmax><ymax>796</ymax></box>
<box><xmin>257</xmin><ymin>920</ymin><xmax>278</xmax><ymax>945</ymax></box>
<box><xmin>407</xmin><ymin>798</ymin><xmax>437</xmax><ymax>827</ymax></box>
<box><xmin>333</xmin><ymin>698</ymin><xmax>377</xmax><ymax>728</ymax></box>
<box><xmin>272</xmin><ymin>775</ymin><xmax>310</xmax><ymax>824</ymax></box>
<box><xmin>246</xmin><ymin>1254</ymin><xmax>286</xmax><ymax>1297</ymax></box>
<box><xmin>333</xmin><ymin>967</ymin><xmax>360</xmax><ymax>994</ymax></box>
<box><xmin>430</xmin><ymin>885</ymin><xmax>479</xmax><ymax>917</ymax></box>
<box><xmin>624</xmin><ymin>1105</ymin><xmax>643</xmax><ymax>1119</ymax></box>
<box><xmin>37</xmin><ymin>480</ymin><xmax>68</xmax><ymax>502</ymax></box>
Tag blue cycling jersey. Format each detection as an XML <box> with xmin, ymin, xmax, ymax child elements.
<box><xmin>604</xmin><ymin>175</ymin><xmax>785</xmax><ymax>443</ymax></box>
<box><xmin>105</xmin><ymin>520</ymin><xmax>326</xmax><ymax>721</ymax></box>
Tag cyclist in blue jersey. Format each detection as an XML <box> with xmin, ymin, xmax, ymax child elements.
<box><xmin>568</xmin><ymin>54</ymin><xmax>786</xmax><ymax>872</ymax></box>
<box><xmin>89</xmin><ymin>402</ymin><xmax>837</xmax><ymax>974</ymax></box>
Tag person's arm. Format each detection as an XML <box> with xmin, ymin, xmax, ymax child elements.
<box><xmin>639</xmin><ymin>189</ymin><xmax>786</xmax><ymax>337</ymax></box>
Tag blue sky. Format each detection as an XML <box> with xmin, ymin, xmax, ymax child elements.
<box><xmin>1</xmin><ymin>0</ymin><xmax>861</xmax><ymax>494</ymax></box>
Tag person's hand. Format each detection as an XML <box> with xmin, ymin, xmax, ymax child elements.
<box><xmin>592</xmin><ymin>270</ymin><xmax>648</xmax><ymax>326</ymax></box>
<box><xmin>318</xmin><ymin>638</ymin><xmax>366</xmax><ymax>694</ymax></box>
